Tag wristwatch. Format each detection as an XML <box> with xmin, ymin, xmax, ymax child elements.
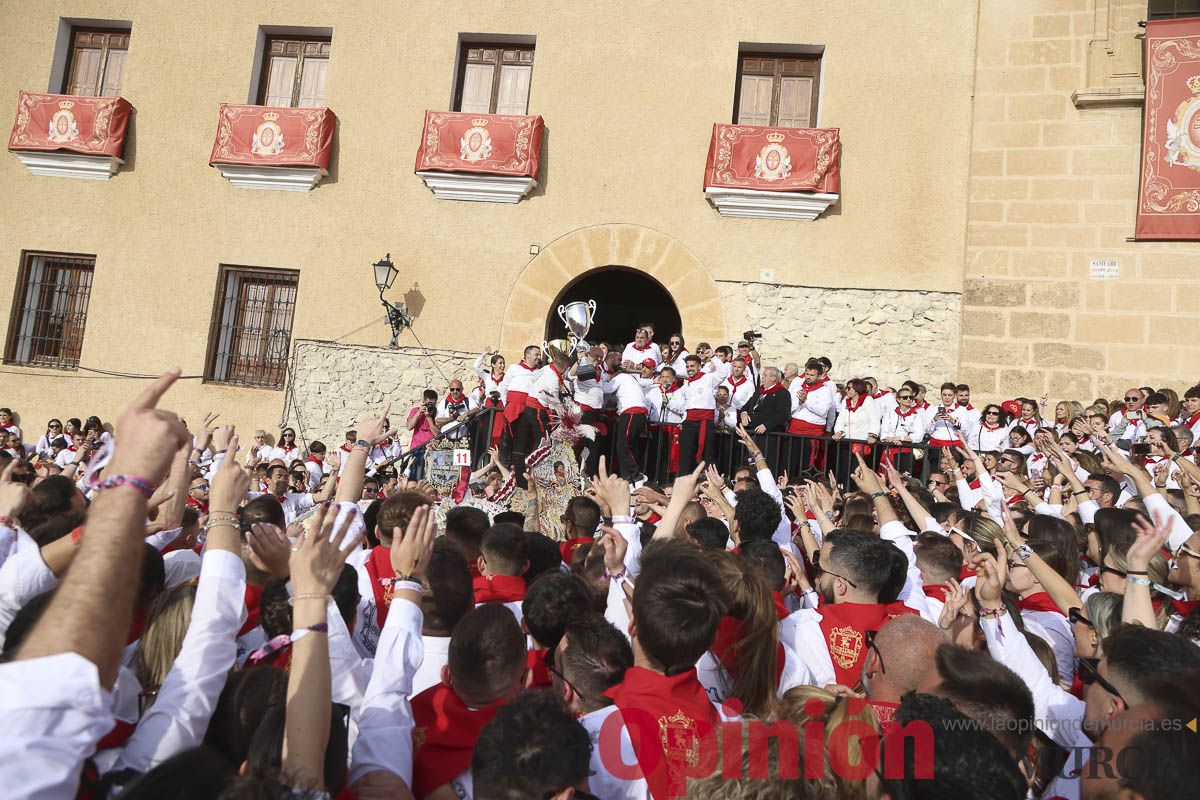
<box><xmin>354</xmin><ymin>439</ymin><xmax>372</xmax><ymax>451</ymax></box>
<box><xmin>1015</xmin><ymin>544</ymin><xmax>1033</xmax><ymax>561</ymax></box>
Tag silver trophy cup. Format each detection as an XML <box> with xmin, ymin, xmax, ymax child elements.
<box><xmin>558</xmin><ymin>300</ymin><xmax>598</xmax><ymax>381</ymax></box>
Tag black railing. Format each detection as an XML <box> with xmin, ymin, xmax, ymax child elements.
<box><xmin>463</xmin><ymin>407</ymin><xmax>935</xmax><ymax>490</ymax></box>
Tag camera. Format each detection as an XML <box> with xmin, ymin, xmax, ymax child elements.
<box><xmin>424</xmin><ymin>401</ymin><xmax>437</xmax><ymax>415</ymax></box>
<box><xmin>743</xmin><ymin>330</ymin><xmax>761</xmax><ymax>342</ymax></box>
<box><xmin>1130</xmin><ymin>442</ymin><xmax>1151</xmax><ymax>456</ymax></box>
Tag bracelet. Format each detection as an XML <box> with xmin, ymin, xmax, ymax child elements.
<box><xmin>95</xmin><ymin>474</ymin><xmax>154</xmax><ymax>499</ymax></box>
<box><xmin>611</xmin><ymin>515</ymin><xmax>635</xmax><ymax>524</ymax></box>
<box><xmin>1016</xmin><ymin>544</ymin><xmax>1033</xmax><ymax>561</ymax></box>
<box><xmin>384</xmin><ymin>574</ymin><xmax>425</xmax><ymax>589</ymax></box>
<box><xmin>1125</xmin><ymin>570</ymin><xmax>1148</xmax><ymax>576</ymax></box>
<box><xmin>387</xmin><ymin>580</ymin><xmax>424</xmax><ymax>594</ymax></box>
<box><xmin>289</xmin><ymin>592</ymin><xmax>330</xmax><ymax>605</ymax></box>
<box><xmin>290</xmin><ymin>623</ymin><xmax>329</xmax><ymax>642</ymax></box>
<box><xmin>977</xmin><ymin>606</ymin><xmax>1007</xmax><ymax>620</ymax></box>
<box><xmin>605</xmin><ymin>568</ymin><xmax>627</xmax><ymax>581</ymax></box>
<box><xmin>1126</xmin><ymin>575</ymin><xmax>1152</xmax><ymax>587</ymax></box>
<box><xmin>206</xmin><ymin>512</ymin><xmax>240</xmax><ymax>529</ymax></box>
<box><xmin>870</xmin><ymin>491</ymin><xmax>888</xmax><ymax>500</ymax></box>
<box><xmin>1072</xmin><ymin>490</ymin><xmax>1087</xmax><ymax>497</ymax></box>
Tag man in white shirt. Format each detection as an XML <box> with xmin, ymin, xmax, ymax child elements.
<box><xmin>499</xmin><ymin>345</ymin><xmax>542</xmax><ymax>480</ymax></box>
<box><xmin>646</xmin><ymin>366</ymin><xmax>685</xmax><ymax>481</ymax></box>
<box><xmin>721</xmin><ymin>357</ymin><xmax>756</xmax><ymax>411</ymax></box>
<box><xmin>570</xmin><ymin>345</ymin><xmax>608</xmax><ymax>477</ymax></box>
<box><xmin>735</xmin><ymin>340</ymin><xmax>761</xmax><ymax>387</ymax></box>
<box><xmin>880</xmin><ymin>386</ymin><xmax>927</xmax><ymax>475</ymax></box>
<box><xmin>604</xmin><ymin>352</ymin><xmax>650</xmax><ymax>480</ymax></box>
<box><xmin>435</xmin><ymin>380</ymin><xmax>480</xmax><ymax>443</ymax></box>
<box><xmin>678</xmin><ymin>355</ymin><xmax>719</xmax><ymax>474</ymax></box>
<box><xmin>620</xmin><ymin>325</ymin><xmax>659</xmax><ymax>368</ymax></box>
<box><xmin>705</xmin><ymin>345</ymin><xmax>734</xmax><ymax>382</ymax></box>
<box><xmin>787</xmin><ymin>358</ymin><xmax>836</xmax><ymax>471</ymax></box>
<box><xmin>926</xmin><ymin>382</ymin><xmax>972</xmax><ymax>450</ymax></box>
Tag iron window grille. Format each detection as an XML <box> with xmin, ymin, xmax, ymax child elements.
<box><xmin>5</xmin><ymin>252</ymin><xmax>95</xmax><ymax>370</ymax></box>
<box><xmin>206</xmin><ymin>266</ymin><xmax>299</xmax><ymax>389</ymax></box>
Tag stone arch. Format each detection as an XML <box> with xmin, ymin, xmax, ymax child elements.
<box><xmin>498</xmin><ymin>223</ymin><xmax>727</xmax><ymax>355</ymax></box>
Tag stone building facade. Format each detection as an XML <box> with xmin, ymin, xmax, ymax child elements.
<box><xmin>0</xmin><ymin>1</ymin><xmax>1195</xmax><ymax>444</ymax></box>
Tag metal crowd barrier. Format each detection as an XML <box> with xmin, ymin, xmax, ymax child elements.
<box><xmin>464</xmin><ymin>407</ymin><xmax>935</xmax><ymax>490</ymax></box>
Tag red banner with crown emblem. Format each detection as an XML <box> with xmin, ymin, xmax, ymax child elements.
<box><xmin>414</xmin><ymin>111</ymin><xmax>543</xmax><ymax>178</ymax></box>
<box><xmin>208</xmin><ymin>104</ymin><xmax>335</xmax><ymax>169</ymax></box>
<box><xmin>704</xmin><ymin>123</ymin><xmax>840</xmax><ymax>194</ymax></box>
<box><xmin>1137</xmin><ymin>17</ymin><xmax>1200</xmax><ymax>240</ymax></box>
<box><xmin>8</xmin><ymin>92</ymin><xmax>131</xmax><ymax>158</ymax></box>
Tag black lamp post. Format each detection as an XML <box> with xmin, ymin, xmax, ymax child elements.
<box><xmin>372</xmin><ymin>253</ymin><xmax>410</xmax><ymax>348</ymax></box>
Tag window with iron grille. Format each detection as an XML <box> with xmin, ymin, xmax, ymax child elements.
<box><xmin>1149</xmin><ymin>0</ymin><xmax>1200</xmax><ymax>20</ymax></box>
<box><xmin>205</xmin><ymin>266</ymin><xmax>299</xmax><ymax>389</ymax></box>
<box><xmin>5</xmin><ymin>252</ymin><xmax>95</xmax><ymax>370</ymax></box>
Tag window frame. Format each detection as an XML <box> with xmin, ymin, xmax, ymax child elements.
<box><xmin>204</xmin><ymin>265</ymin><xmax>300</xmax><ymax>390</ymax></box>
<box><xmin>452</xmin><ymin>41</ymin><xmax>536</xmax><ymax>115</ymax></box>
<box><xmin>732</xmin><ymin>50</ymin><xmax>822</xmax><ymax>128</ymax></box>
<box><xmin>4</xmin><ymin>250</ymin><xmax>96</xmax><ymax>371</ymax></box>
<box><xmin>255</xmin><ymin>34</ymin><xmax>332</xmax><ymax>108</ymax></box>
<box><xmin>61</xmin><ymin>25</ymin><xmax>131</xmax><ymax>96</ymax></box>
<box><xmin>1148</xmin><ymin>0</ymin><xmax>1200</xmax><ymax>20</ymax></box>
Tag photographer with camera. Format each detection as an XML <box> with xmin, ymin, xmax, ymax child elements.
<box><xmin>738</xmin><ymin>331</ymin><xmax>762</xmax><ymax>386</ymax></box>
<box><xmin>405</xmin><ymin>388</ymin><xmax>441</xmax><ymax>480</ymax></box>
<box><xmin>435</xmin><ymin>380</ymin><xmax>480</xmax><ymax>443</ymax></box>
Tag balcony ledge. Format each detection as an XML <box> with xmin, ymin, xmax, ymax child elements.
<box><xmin>416</xmin><ymin>171</ymin><xmax>536</xmax><ymax>203</ymax></box>
<box><xmin>12</xmin><ymin>151</ymin><xmax>123</xmax><ymax>180</ymax></box>
<box><xmin>214</xmin><ymin>164</ymin><xmax>328</xmax><ymax>192</ymax></box>
<box><xmin>704</xmin><ymin>186</ymin><xmax>839</xmax><ymax>221</ymax></box>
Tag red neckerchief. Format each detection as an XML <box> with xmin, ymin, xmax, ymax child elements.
<box><xmin>687</xmin><ymin>372</ymin><xmax>706</xmax><ymax>383</ymax></box>
<box><xmin>186</xmin><ymin>496</ymin><xmax>208</xmax><ymax>515</ymax></box>
<box><xmin>726</xmin><ymin>376</ymin><xmax>748</xmax><ymax>389</ymax></box>
<box><xmin>771</xmin><ymin>592</ymin><xmax>790</xmax><ymax>619</ymax></box>
<box><xmin>307</xmin><ymin>456</ymin><xmax>325</xmax><ymax>467</ymax></box>
<box><xmin>895</xmin><ymin>406</ymin><xmax>919</xmax><ymax>418</ymax></box>
<box><xmin>958</xmin><ymin>564</ymin><xmax>977</xmax><ymax>581</ymax></box>
<box><xmin>1172</xmin><ymin>598</ymin><xmax>1200</xmax><ymax>617</ymax></box>
<box><xmin>962</xmin><ymin>403</ymin><xmax>975</xmax><ymax>411</ymax></box>
<box><xmin>526</xmin><ymin>648</ymin><xmax>552</xmax><ymax>688</ymax></box>
<box><xmin>631</xmin><ymin>342</ymin><xmax>650</xmax><ymax>352</ymax></box>
<box><xmin>804</xmin><ymin>376</ymin><xmax>830</xmax><ymax>390</ymax></box>
<box><xmin>239</xmin><ymin>584</ymin><xmax>264</xmax><ymax>637</ymax></box>
<box><xmin>492</xmin><ymin>370</ymin><xmax>505</xmax><ymax>383</ymax></box>
<box><xmin>760</xmin><ymin>382</ymin><xmax>785</xmax><ymax>395</ymax></box>
<box><xmin>968</xmin><ymin>478</ymin><xmax>981</xmax><ymax>490</ymax></box>
<box><xmin>1017</xmin><ymin>592</ymin><xmax>1064</xmax><ymax>616</ymax></box>
<box><xmin>845</xmin><ymin>394</ymin><xmax>867</xmax><ymax>413</ymax></box>
<box><xmin>411</xmin><ymin>683</ymin><xmax>505</xmax><ymax>798</ymax></box>
<box><xmin>818</xmin><ymin>601</ymin><xmax>917</xmax><ymax>686</ymax></box>
<box><xmin>278</xmin><ymin>444</ymin><xmax>298</xmax><ymax>453</ymax></box>
<box><xmin>982</xmin><ymin>422</ymin><xmax>1001</xmax><ymax>431</ymax></box>
<box><xmin>710</xmin><ymin>615</ymin><xmax>785</xmax><ymax>686</ymax></box>
<box><xmin>923</xmin><ymin>585</ymin><xmax>950</xmax><ymax>603</ymax></box>
<box><xmin>1186</xmin><ymin>411</ymin><xmax>1200</xmax><ymax>429</ymax></box>
<box><xmin>560</xmin><ymin>537</ymin><xmax>594</xmax><ymax>563</ymax></box>
<box><xmin>602</xmin><ymin>666</ymin><xmax>719</xmax><ymax>800</ymax></box>
<box><xmin>873</xmin><ymin>390</ymin><xmax>891</xmax><ymax>400</ymax></box>
<box><xmin>364</xmin><ymin>545</ymin><xmax>397</xmax><ymax>627</ymax></box>
<box><xmin>515</xmin><ymin>361</ymin><xmax>536</xmax><ymax>373</ymax></box>
<box><xmin>473</xmin><ymin>574</ymin><xmax>526</xmax><ymax>604</ymax></box>
<box><xmin>661</xmin><ymin>383</ymin><xmax>679</xmax><ymax>395</ymax></box>
<box><xmin>549</xmin><ymin>363</ymin><xmax>565</xmax><ymax>385</ymax></box>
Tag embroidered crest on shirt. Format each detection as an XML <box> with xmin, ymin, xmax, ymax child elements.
<box><xmin>660</xmin><ymin>710</ymin><xmax>701</xmax><ymax>772</ymax></box>
<box><xmin>251</xmin><ymin>112</ymin><xmax>285</xmax><ymax>156</ymax></box>
<box><xmin>754</xmin><ymin>132</ymin><xmax>793</xmax><ymax>181</ymax></box>
<box><xmin>460</xmin><ymin>118</ymin><xmax>494</xmax><ymax>163</ymax></box>
<box><xmin>828</xmin><ymin>625</ymin><xmax>864</xmax><ymax>670</ymax></box>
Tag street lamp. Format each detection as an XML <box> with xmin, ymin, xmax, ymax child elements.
<box><xmin>372</xmin><ymin>253</ymin><xmax>411</xmax><ymax>348</ymax></box>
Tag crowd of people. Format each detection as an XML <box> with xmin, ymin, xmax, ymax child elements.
<box><xmin>0</xmin><ymin>321</ymin><xmax>1199</xmax><ymax>800</ymax></box>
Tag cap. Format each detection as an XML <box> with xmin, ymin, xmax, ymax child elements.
<box><xmin>737</xmin><ymin>340</ymin><xmax>750</xmax><ymax>347</ymax></box>
<box><xmin>641</xmin><ymin>358</ymin><xmax>657</xmax><ymax>368</ymax></box>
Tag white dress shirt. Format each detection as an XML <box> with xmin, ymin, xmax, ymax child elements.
<box><xmin>682</xmin><ymin>372</ymin><xmax>719</xmax><ymax>412</ymax></box>
<box><xmin>880</xmin><ymin>406</ymin><xmax>927</xmax><ymax>442</ymax></box>
<box><xmin>609</xmin><ymin>373</ymin><xmax>650</xmax><ymax>414</ymax></box>
<box><xmin>721</xmin><ymin>375</ymin><xmax>755</xmax><ymax>411</ymax></box>
<box><xmin>645</xmin><ymin>386</ymin><xmax>686</xmax><ymax>424</ymax></box>
<box><xmin>790</xmin><ymin>379</ymin><xmax>836</xmax><ymax>427</ymax></box>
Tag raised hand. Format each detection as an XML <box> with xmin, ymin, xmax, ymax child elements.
<box><xmin>248</xmin><ymin>522</ymin><xmax>292</xmax><ymax>579</ymax></box>
<box><xmin>592</xmin><ymin>457</ymin><xmax>632</xmax><ymax>515</ymax></box>
<box><xmin>0</xmin><ymin>460</ymin><xmax>32</xmax><ymax>521</ymax></box>
<box><xmin>1127</xmin><ymin>511</ymin><xmax>1171</xmax><ymax>572</ymax></box>
<box><xmin>851</xmin><ymin>453</ymin><xmax>884</xmax><ymax>494</ymax></box>
<box><xmin>358</xmin><ymin>402</ymin><xmax>396</xmax><ymax>447</ymax></box>
<box><xmin>937</xmin><ymin>578</ymin><xmax>971</xmax><ymax>632</ymax></box>
<box><xmin>290</xmin><ymin>501</ymin><xmax>363</xmax><ymax>596</ymax></box>
<box><xmin>106</xmin><ymin>368</ymin><xmax>190</xmax><ymax>485</ymax></box>
<box><xmin>390</xmin><ymin>503</ymin><xmax>436</xmax><ymax>579</ymax></box>
<box><xmin>705</xmin><ymin>464</ymin><xmax>726</xmax><ymax>493</ymax></box>
<box><xmin>210</xmin><ymin>434</ymin><xmax>251</xmax><ymax>512</ymax></box>
<box><xmin>212</xmin><ymin>424</ymin><xmax>234</xmax><ymax>454</ymax></box>
<box><xmin>971</xmin><ymin>551</ymin><xmax>1007</xmax><ymax>610</ymax></box>
<box><xmin>597</xmin><ymin>526</ymin><xmax>629</xmax><ymax>575</ymax></box>
<box><xmin>672</xmin><ymin>461</ymin><xmax>708</xmax><ymax>500</ymax></box>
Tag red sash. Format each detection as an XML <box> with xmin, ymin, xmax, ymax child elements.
<box><xmin>1017</xmin><ymin>591</ymin><xmax>1064</xmax><ymax>616</ymax></box>
<box><xmin>363</xmin><ymin>545</ymin><xmax>397</xmax><ymax>628</ymax></box>
<box><xmin>603</xmin><ymin>666</ymin><xmax>720</xmax><ymax>800</ymax></box>
<box><xmin>503</xmin><ymin>391</ymin><xmax>529</xmax><ymax>423</ymax></box>
<box><xmin>922</xmin><ymin>585</ymin><xmax>950</xmax><ymax>603</ymax></box>
<box><xmin>473</xmin><ymin>574</ymin><xmax>526</xmax><ymax>604</ymax></box>
<box><xmin>622</xmin><ymin>406</ymin><xmax>648</xmax><ymax>416</ymax></box>
<box><xmin>817</xmin><ymin>601</ymin><xmax>916</xmax><ymax>686</ymax></box>
<box><xmin>658</xmin><ymin>422</ymin><xmax>681</xmax><ymax>473</ymax></box>
<box><xmin>411</xmin><ymin>683</ymin><xmax>504</xmax><ymax>798</ymax></box>
<box><xmin>787</xmin><ymin>419</ymin><xmax>825</xmax><ymax>436</ymax></box>
<box><xmin>526</xmin><ymin>648</ymin><xmax>551</xmax><ymax>688</ymax></box>
<box><xmin>239</xmin><ymin>584</ymin><xmax>264</xmax><ymax>637</ymax></box>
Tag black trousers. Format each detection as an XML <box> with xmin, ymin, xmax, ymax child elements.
<box><xmin>614</xmin><ymin>411</ymin><xmax>646</xmax><ymax>480</ymax></box>
<box><xmin>677</xmin><ymin>418</ymin><xmax>715</xmax><ymax>475</ymax></box>
<box><xmin>576</xmin><ymin>409</ymin><xmax>605</xmax><ymax>477</ymax></box>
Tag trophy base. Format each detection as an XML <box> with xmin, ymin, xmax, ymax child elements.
<box><xmin>576</xmin><ymin>364</ymin><xmax>598</xmax><ymax>382</ymax></box>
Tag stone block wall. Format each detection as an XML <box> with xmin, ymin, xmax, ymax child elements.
<box><xmin>281</xmin><ymin>340</ymin><xmax>479</xmax><ymax>448</ymax></box>
<box><xmin>718</xmin><ymin>281</ymin><xmax>962</xmax><ymax>385</ymax></box>
<box><xmin>962</xmin><ymin>0</ymin><xmax>1200</xmax><ymax>402</ymax></box>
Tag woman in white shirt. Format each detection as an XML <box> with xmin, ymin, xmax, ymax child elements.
<box><xmin>969</xmin><ymin>404</ymin><xmax>1010</xmax><ymax>453</ymax></box>
<box><xmin>662</xmin><ymin>333</ymin><xmax>689</xmax><ymax>375</ymax></box>
<box><xmin>35</xmin><ymin>418</ymin><xmax>65</xmax><ymax>459</ymax></box>
<box><xmin>833</xmin><ymin>379</ymin><xmax>881</xmax><ymax>443</ymax></box>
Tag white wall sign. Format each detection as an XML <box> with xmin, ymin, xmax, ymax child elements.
<box><xmin>1089</xmin><ymin>258</ymin><xmax>1119</xmax><ymax>280</ymax></box>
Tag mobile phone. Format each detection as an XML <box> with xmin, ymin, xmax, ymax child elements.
<box><xmin>1131</xmin><ymin>442</ymin><xmax>1151</xmax><ymax>456</ymax></box>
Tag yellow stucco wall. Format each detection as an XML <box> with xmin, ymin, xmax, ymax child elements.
<box><xmin>0</xmin><ymin>1</ymin><xmax>978</xmax><ymax>434</ymax></box>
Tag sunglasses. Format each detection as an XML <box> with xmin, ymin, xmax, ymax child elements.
<box><xmin>1125</xmin><ymin>397</ymin><xmax>1141</xmax><ymax>402</ymax></box>
<box><xmin>1077</xmin><ymin>657</ymin><xmax>1124</xmax><ymax>699</ymax></box>
<box><xmin>811</xmin><ymin>551</ymin><xmax>858</xmax><ymax>588</ymax></box>
<box><xmin>986</xmin><ymin>411</ymin><xmax>1000</xmax><ymax>416</ymax></box>
<box><xmin>450</xmin><ymin>388</ymin><xmax>463</xmax><ymax>392</ymax></box>
<box><xmin>192</xmin><ymin>484</ymin><xmax>210</xmax><ymax>491</ymax></box>
<box><xmin>49</xmin><ymin>424</ymin><xmax>62</xmax><ymax>428</ymax></box>
<box><xmin>1068</xmin><ymin>607</ymin><xmax>1094</xmax><ymax>628</ymax></box>
<box><xmin>898</xmin><ymin>395</ymin><xmax>913</xmax><ymax>400</ymax></box>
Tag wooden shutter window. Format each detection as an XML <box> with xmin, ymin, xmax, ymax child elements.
<box><xmin>64</xmin><ymin>29</ymin><xmax>130</xmax><ymax>97</ymax></box>
<box><xmin>734</xmin><ymin>52</ymin><xmax>821</xmax><ymax>128</ymax></box>
<box><xmin>455</xmin><ymin>43</ymin><xmax>535</xmax><ymax>114</ymax></box>
<box><xmin>259</xmin><ymin>37</ymin><xmax>332</xmax><ymax>108</ymax></box>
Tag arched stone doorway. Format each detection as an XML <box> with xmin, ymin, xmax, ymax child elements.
<box><xmin>546</xmin><ymin>267</ymin><xmax>682</xmax><ymax>346</ymax></box>
<box><xmin>498</xmin><ymin>223</ymin><xmax>726</xmax><ymax>355</ymax></box>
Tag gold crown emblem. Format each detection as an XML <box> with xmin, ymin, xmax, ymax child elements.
<box><xmin>470</xmin><ymin>117</ymin><xmax>490</xmax><ymax>127</ymax></box>
<box><xmin>1188</xmin><ymin>75</ymin><xmax>1200</xmax><ymax>94</ymax></box>
<box><xmin>765</xmin><ymin>131</ymin><xmax>786</xmax><ymax>143</ymax></box>
<box><xmin>262</xmin><ymin>111</ymin><xmax>280</xmax><ymax>122</ymax></box>
<box><xmin>58</xmin><ymin>100</ymin><xmax>75</xmax><ymax>110</ymax></box>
